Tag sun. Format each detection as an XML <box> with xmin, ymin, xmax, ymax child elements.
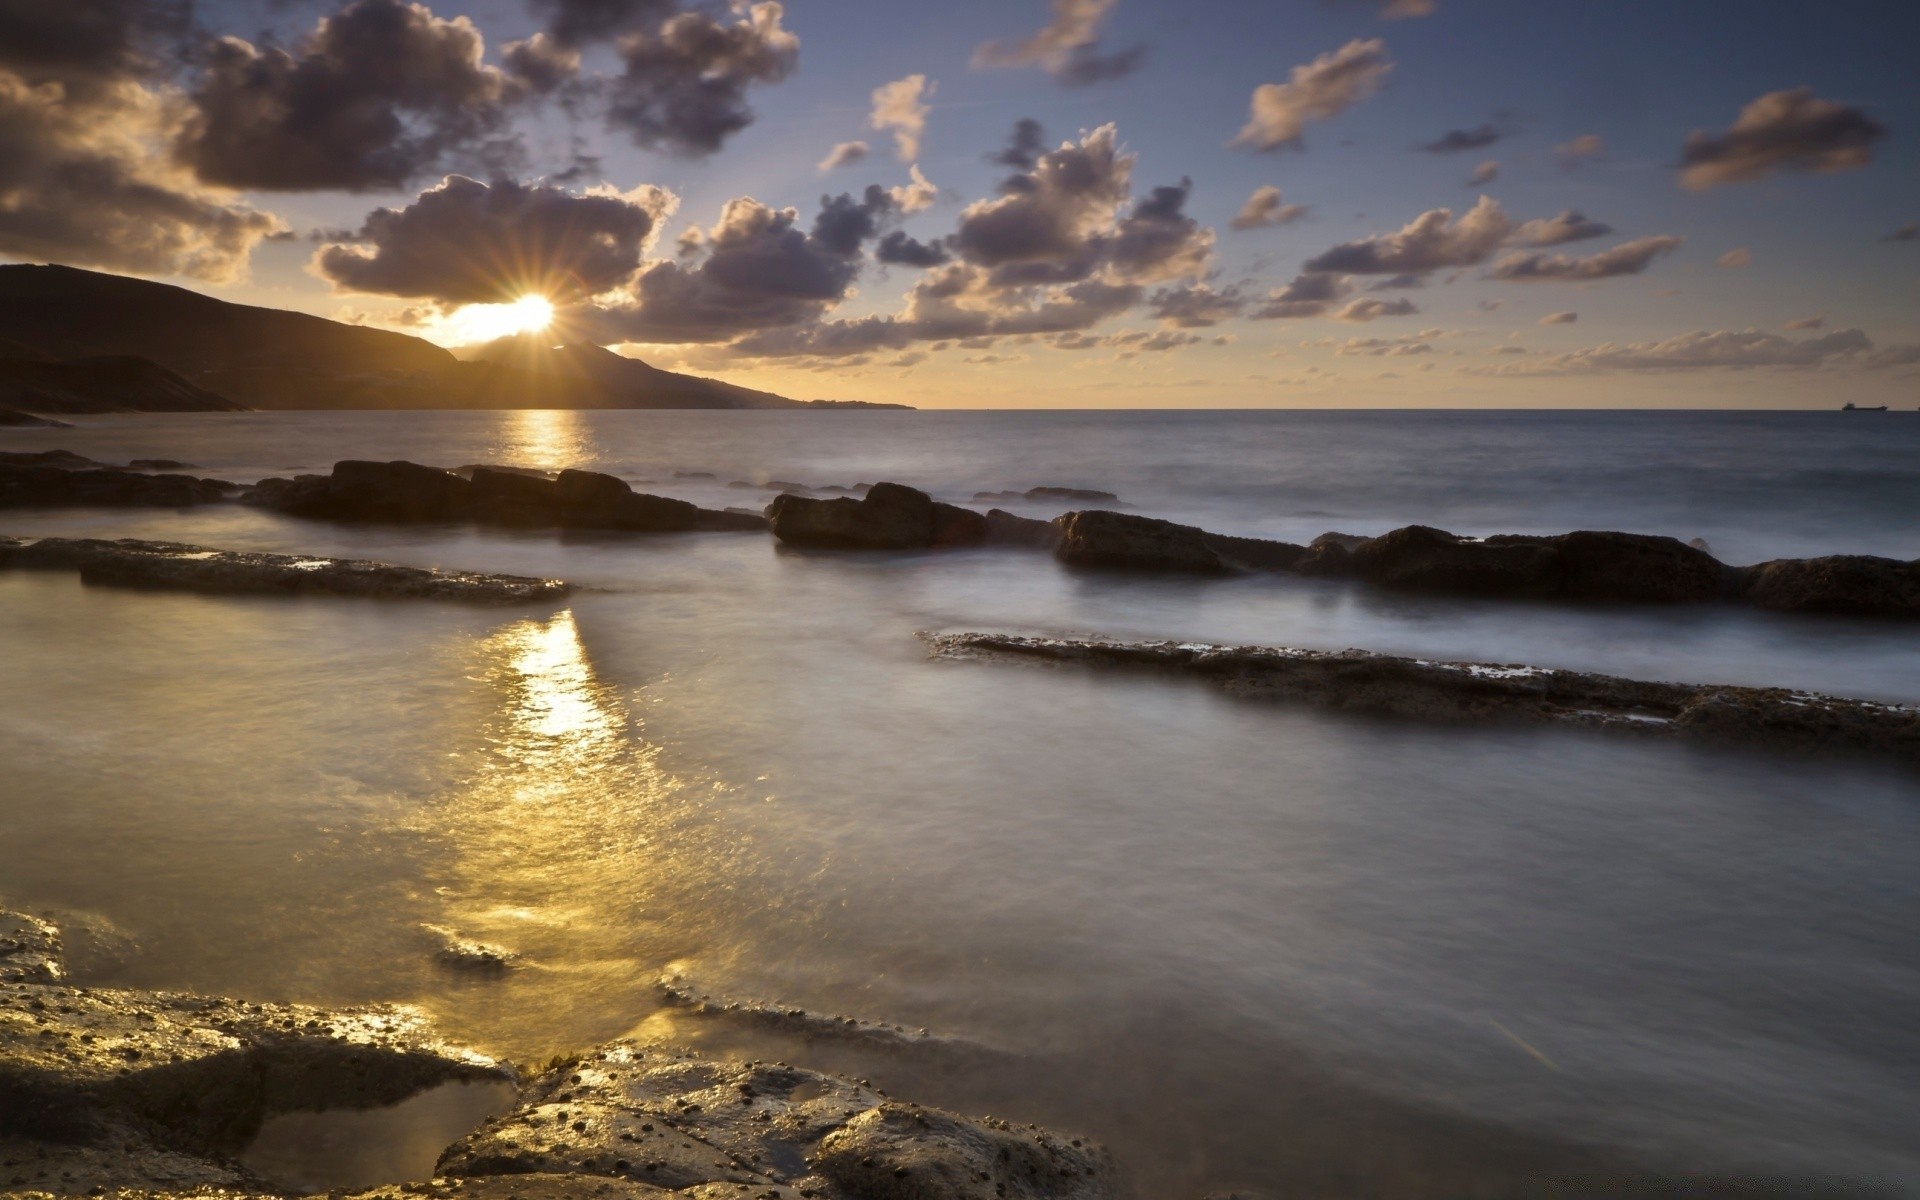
<box><xmin>441</xmin><ymin>293</ymin><xmax>556</xmax><ymax>345</ymax></box>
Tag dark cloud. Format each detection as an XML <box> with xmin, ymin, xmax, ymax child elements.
<box><xmin>313</xmin><ymin>174</ymin><xmax>669</xmax><ymax>305</ymax></box>
<box><xmin>501</xmin><ymin>32</ymin><xmax>580</xmax><ymax>93</ymax></box>
<box><xmin>990</xmin><ymin>118</ymin><xmax>1048</xmax><ymax>170</ymax></box>
<box><xmin>178</xmin><ymin>0</ymin><xmax>522</xmax><ymax>192</ymax></box>
<box><xmin>1419</xmin><ymin>124</ymin><xmax>1500</xmax><ymax>154</ymax></box>
<box><xmin>875</xmin><ymin>230</ymin><xmax>950</xmax><ymax>268</ymax></box>
<box><xmin>951</xmin><ymin>123</ymin><xmax>1134</xmax><ymax>277</ymax></box>
<box><xmin>1107</xmin><ymin>177</ymin><xmax>1211</xmax><ymax>282</ymax></box>
<box><xmin>0</xmin><ymin>0</ymin><xmax>190</xmax><ymax>91</ymax></box>
<box><xmin>1249</xmin><ymin>271</ymin><xmax>1350</xmax><ymax>319</ymax></box>
<box><xmin>1510</xmin><ymin>210</ymin><xmax>1612</xmax><ymax>246</ymax></box>
<box><xmin>602</xmin><ymin>2</ymin><xmax>798</xmax><ymax>157</ymax></box>
<box><xmin>1234</xmin><ymin>39</ymin><xmax>1392</xmax><ymax>151</ymax></box>
<box><xmin>1304</xmin><ymin>195</ymin><xmax>1512</xmax><ymax>275</ymax></box>
<box><xmin>1486</xmin><ymin>235</ymin><xmax>1683</xmax><ymax>282</ymax></box>
<box><xmin>528</xmin><ymin>0</ymin><xmax>675</xmax><ymax>46</ymax></box>
<box><xmin>972</xmin><ymin>0</ymin><xmax>1145</xmax><ymax>86</ymax></box>
<box><xmin>1881</xmin><ymin>222</ymin><xmax>1917</xmax><ymax>243</ymax></box>
<box><xmin>1148</xmin><ymin>284</ymin><xmax>1246</xmax><ymax>327</ymax></box>
<box><xmin>1466</xmin><ymin>328</ymin><xmax>1872</xmax><ymax>375</ymax></box>
<box><xmin>1679</xmin><ymin>88</ymin><xmax>1886</xmax><ymax>190</ymax></box>
<box><xmin>809</xmin><ymin>186</ymin><xmax>893</xmax><ymax>257</ymax></box>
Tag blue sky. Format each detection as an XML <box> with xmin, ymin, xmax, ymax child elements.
<box><xmin>8</xmin><ymin>0</ymin><xmax>1919</xmax><ymax>405</ymax></box>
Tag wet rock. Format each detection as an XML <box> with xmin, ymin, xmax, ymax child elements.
<box><xmin>0</xmin><ymin>457</ymin><xmax>230</xmax><ymax>508</ymax></box>
<box><xmin>1737</xmin><ymin>555</ymin><xmax>1920</xmax><ymax>618</ymax></box>
<box><xmin>0</xmin><ymin>911</ymin><xmax>62</xmax><ymax>984</ymax></box>
<box><xmin>1292</xmin><ymin>532</ymin><xmax>1369</xmax><ymax>576</ymax></box>
<box><xmin>1051</xmin><ymin>511</ymin><xmax>1302</xmax><ymax>575</ymax></box>
<box><xmin>0</xmin><ymin>408</ymin><xmax>72</xmax><ymax>428</ymax></box>
<box><xmin>436</xmin><ymin>1043</ymin><xmax>1116</xmax><ymax>1200</ymax></box>
<box><xmin>768</xmin><ymin>482</ymin><xmax>985</xmax><ymax>550</ymax></box>
<box><xmin>428</xmin><ymin>927</ymin><xmax>518</xmax><ymax>975</ymax></box>
<box><xmin>927</xmin><ymin>632</ymin><xmax>1920</xmax><ymax>760</ymax></box>
<box><xmin>985</xmin><ymin>509</ymin><xmax>1058</xmax><ymax>549</ymax></box>
<box><xmin>470</xmin><ymin>466</ymin><xmax>565</xmax><ymax>527</ymax></box>
<box><xmin>0</xmin><ymin>536</ymin><xmax>571</xmax><ymax>604</ymax></box>
<box><xmin>974</xmin><ymin>486</ymin><xmax>1120</xmax><ymax>505</ymax></box>
<box><xmin>655</xmin><ymin>977</ymin><xmax>1005</xmax><ymax>1060</ymax></box>
<box><xmin>261</xmin><ymin>459</ymin><xmax>473</xmax><ymax>523</ymax></box>
<box><xmin>1332</xmin><ymin>525</ymin><xmax>1726</xmax><ymax>603</ymax></box>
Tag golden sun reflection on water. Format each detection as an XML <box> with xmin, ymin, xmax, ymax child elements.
<box><xmin>400</xmin><ymin>610</ymin><xmax>744</xmax><ymax>1058</ymax></box>
<box><xmin>498</xmin><ymin>408</ymin><xmax>591</xmax><ymax>472</ymax></box>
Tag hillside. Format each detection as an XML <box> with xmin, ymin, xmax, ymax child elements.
<box><xmin>0</xmin><ymin>355</ymin><xmax>246</xmax><ymax>414</ymax></box>
<box><xmin>0</xmin><ymin>265</ymin><xmax>905</xmax><ymax>411</ymax></box>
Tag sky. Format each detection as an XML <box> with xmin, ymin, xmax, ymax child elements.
<box><xmin>3</xmin><ymin>0</ymin><xmax>1917</xmax><ymax>408</ymax></box>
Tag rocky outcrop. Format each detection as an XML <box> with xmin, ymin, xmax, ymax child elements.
<box><xmin>247</xmin><ymin>461</ymin><xmax>763</xmax><ymax>534</ymax></box>
<box><xmin>927</xmin><ymin>633</ymin><xmax>1920</xmax><ymax>760</ymax></box>
<box><xmin>767</xmin><ymin>481</ymin><xmax>987</xmax><ymax>550</ymax></box>
<box><xmin>436</xmin><ymin>1043</ymin><xmax>1116</xmax><ymax>1200</ymax></box>
<box><xmin>985</xmin><ymin>508</ymin><xmax>1058</xmax><ymax>549</ymax></box>
<box><xmin>974</xmin><ymin>486</ymin><xmax>1119</xmax><ymax>504</ymax></box>
<box><xmin>1051</xmin><ymin>511</ymin><xmax>1304</xmax><ymax>575</ymax></box>
<box><xmin>1737</xmin><ymin>555</ymin><xmax>1920</xmax><ymax>618</ymax></box>
<box><xmin>0</xmin><ymin>461</ymin><xmax>232</xmax><ymax>508</ymax></box>
<box><xmin>1326</xmin><ymin>525</ymin><xmax>1727</xmax><ymax>603</ymax></box>
<box><xmin>0</xmin><ymin>536</ymin><xmax>571</xmax><ymax>604</ymax></box>
<box><xmin>0</xmin><ymin>408</ymin><xmax>71</xmax><ymax>427</ymax></box>
<box><xmin>0</xmin><ymin>912</ymin><xmax>63</xmax><ymax>984</ymax></box>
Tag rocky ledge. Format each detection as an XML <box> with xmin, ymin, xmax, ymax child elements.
<box><xmin>0</xmin><ymin>537</ymin><xmax>570</xmax><ymax>604</ymax></box>
<box><xmin>247</xmin><ymin>461</ymin><xmax>765</xmax><ymax>535</ymax></box>
<box><xmin>0</xmin><ymin>909</ymin><xmax>1115</xmax><ymax>1200</ymax></box>
<box><xmin>926</xmin><ymin>633</ymin><xmax>1920</xmax><ymax>759</ymax></box>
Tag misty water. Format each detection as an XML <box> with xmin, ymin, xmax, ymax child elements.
<box><xmin>2</xmin><ymin>409</ymin><xmax>1918</xmax><ymax>1196</ymax></box>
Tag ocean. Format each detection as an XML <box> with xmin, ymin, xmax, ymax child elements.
<box><xmin>2</xmin><ymin>408</ymin><xmax>1918</xmax><ymax>1196</ymax></box>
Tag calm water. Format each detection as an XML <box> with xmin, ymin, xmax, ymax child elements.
<box><xmin>2</xmin><ymin>409</ymin><xmax>1918</xmax><ymax>1197</ymax></box>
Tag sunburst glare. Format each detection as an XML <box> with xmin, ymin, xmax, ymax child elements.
<box><xmin>434</xmin><ymin>294</ymin><xmax>555</xmax><ymax>346</ymax></box>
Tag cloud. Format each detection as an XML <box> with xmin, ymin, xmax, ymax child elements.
<box><xmin>990</xmin><ymin>118</ymin><xmax>1049</xmax><ymax>170</ymax></box>
<box><xmin>1539</xmin><ymin>311</ymin><xmax>1578</xmax><ymax>325</ymax></box>
<box><xmin>1554</xmin><ymin>133</ymin><xmax>1604</xmax><ymax>167</ymax></box>
<box><xmin>950</xmin><ymin>122</ymin><xmax>1131</xmax><ymax>280</ymax></box>
<box><xmin>1235</xmin><ymin>39</ymin><xmax>1392</xmax><ymax>151</ymax></box>
<box><xmin>1880</xmin><ymin>222</ymin><xmax>1917</xmax><ymax>243</ymax></box>
<box><xmin>1487</xmin><ymin>234</ymin><xmax>1683</xmax><ymax>282</ymax></box>
<box><xmin>528</xmin><ymin>0</ymin><xmax>677</xmax><ymax>46</ymax></box>
<box><xmin>1783</xmin><ymin>316</ymin><xmax>1823</xmax><ymax>330</ymax></box>
<box><xmin>312</xmin><ymin>175</ymin><xmax>670</xmax><ymax>305</ymax></box>
<box><xmin>501</xmin><ymin>32</ymin><xmax>581</xmax><ymax>93</ymax></box>
<box><xmin>818</xmin><ymin>140</ymin><xmax>869</xmax><ymax>171</ymax></box>
<box><xmin>1466</xmin><ymin>159</ymin><xmax>1499</xmax><ymax>186</ymax></box>
<box><xmin>1717</xmin><ymin>247</ymin><xmax>1751</xmax><ymax>269</ymax></box>
<box><xmin>870</xmin><ymin>74</ymin><xmax>931</xmax><ymax>161</ymax></box>
<box><xmin>887</xmin><ymin>164</ymin><xmax>938</xmax><ymax>213</ymax></box>
<box><xmin>1420</xmin><ymin>124</ymin><xmax>1499</xmax><ymax>154</ymax></box>
<box><xmin>1336</xmin><ymin>334</ymin><xmax>1431</xmax><ymax>355</ymax></box>
<box><xmin>1229</xmin><ymin>185</ymin><xmax>1307</xmax><ymax>230</ymax></box>
<box><xmin>1250</xmin><ymin>271</ymin><xmax>1351</xmax><ymax>319</ymax></box>
<box><xmin>1304</xmin><ymin>194</ymin><xmax>1512</xmax><ymax>275</ymax></box>
<box><xmin>178</xmin><ymin>0</ymin><xmax>523</xmax><ymax>192</ymax></box>
<box><xmin>1334</xmin><ymin>296</ymin><xmax>1419</xmax><ymax>322</ymax></box>
<box><xmin>0</xmin><ymin>8</ymin><xmax>281</xmax><ymax>280</ymax></box>
<box><xmin>1510</xmin><ymin>210</ymin><xmax>1612</xmax><ymax>246</ymax></box>
<box><xmin>971</xmin><ymin>0</ymin><xmax>1146</xmax><ymax>86</ymax></box>
<box><xmin>1679</xmin><ymin>88</ymin><xmax>1886</xmax><ymax>190</ymax></box>
<box><xmin>603</xmin><ymin>2</ymin><xmax>798</xmax><ymax>157</ymax></box>
<box><xmin>1866</xmin><ymin>345</ymin><xmax>1920</xmax><ymax>369</ymax></box>
<box><xmin>875</xmin><ymin>230</ymin><xmax>949</xmax><ymax>268</ymax></box>
<box><xmin>1467</xmin><ymin>327</ymin><xmax>1871</xmax><ymax>375</ymax></box>
<box><xmin>1148</xmin><ymin>284</ymin><xmax>1246</xmax><ymax>327</ymax></box>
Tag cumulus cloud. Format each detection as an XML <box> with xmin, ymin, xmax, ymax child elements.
<box><xmin>1466</xmin><ymin>159</ymin><xmax>1499</xmax><ymax>186</ymax></box>
<box><xmin>887</xmin><ymin>164</ymin><xmax>938</xmax><ymax>213</ymax></box>
<box><xmin>950</xmin><ymin>123</ymin><xmax>1130</xmax><ymax>279</ymax></box>
<box><xmin>1148</xmin><ymin>284</ymin><xmax>1246</xmax><ymax>327</ymax></box>
<box><xmin>604</xmin><ymin>2</ymin><xmax>798</xmax><ymax>157</ymax></box>
<box><xmin>1420</xmin><ymin>124</ymin><xmax>1500</xmax><ymax>153</ymax></box>
<box><xmin>1539</xmin><ymin>311</ymin><xmax>1578</xmax><ymax>325</ymax></box>
<box><xmin>1234</xmin><ymin>39</ymin><xmax>1392</xmax><ymax>151</ymax></box>
<box><xmin>1467</xmin><ymin>327</ymin><xmax>1871</xmax><ymax>375</ymax></box>
<box><xmin>528</xmin><ymin>0</ymin><xmax>677</xmax><ymax>46</ymax></box>
<box><xmin>312</xmin><ymin>175</ymin><xmax>671</xmax><ymax>304</ymax></box>
<box><xmin>990</xmin><ymin>118</ymin><xmax>1049</xmax><ymax>169</ymax></box>
<box><xmin>178</xmin><ymin>0</ymin><xmax>523</xmax><ymax>192</ymax></box>
<box><xmin>972</xmin><ymin>0</ymin><xmax>1146</xmax><ymax>86</ymax></box>
<box><xmin>870</xmin><ymin>74</ymin><xmax>931</xmax><ymax>161</ymax></box>
<box><xmin>1510</xmin><ymin>210</ymin><xmax>1612</xmax><ymax>246</ymax></box>
<box><xmin>1555</xmin><ymin>133</ymin><xmax>1604</xmax><ymax>167</ymax></box>
<box><xmin>875</xmin><ymin>230</ymin><xmax>949</xmax><ymax>268</ymax></box>
<box><xmin>1717</xmin><ymin>247</ymin><xmax>1751</xmax><ymax>269</ymax></box>
<box><xmin>818</xmin><ymin>140</ymin><xmax>869</xmax><ymax>171</ymax></box>
<box><xmin>1229</xmin><ymin>185</ymin><xmax>1307</xmax><ymax>230</ymax></box>
<box><xmin>0</xmin><ymin>5</ymin><xmax>281</xmax><ymax>279</ymax></box>
<box><xmin>1304</xmin><ymin>194</ymin><xmax>1512</xmax><ymax>275</ymax></box>
<box><xmin>1487</xmin><ymin>234</ymin><xmax>1683</xmax><ymax>282</ymax></box>
<box><xmin>1249</xmin><ymin>271</ymin><xmax>1351</xmax><ymax>319</ymax></box>
<box><xmin>1679</xmin><ymin>88</ymin><xmax>1886</xmax><ymax>190</ymax></box>
<box><xmin>501</xmin><ymin>31</ymin><xmax>581</xmax><ymax>93</ymax></box>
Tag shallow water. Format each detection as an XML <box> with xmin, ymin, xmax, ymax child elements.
<box><xmin>2</xmin><ymin>410</ymin><xmax>1918</xmax><ymax>1197</ymax></box>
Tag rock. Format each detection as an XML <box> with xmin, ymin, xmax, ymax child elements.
<box><xmin>985</xmin><ymin>508</ymin><xmax>1058</xmax><ymax>549</ymax></box>
<box><xmin>1333</xmin><ymin>525</ymin><xmax>1726</xmax><ymax>603</ymax></box>
<box><xmin>0</xmin><ymin>462</ymin><xmax>230</xmax><ymax>508</ymax></box>
<box><xmin>0</xmin><ymin>536</ymin><xmax>571</xmax><ymax>604</ymax></box>
<box><xmin>0</xmin><ymin>408</ymin><xmax>71</xmax><ymax>428</ymax></box>
<box><xmin>0</xmin><ymin>449</ymin><xmax>96</xmax><ymax>467</ymax></box>
<box><xmin>436</xmin><ymin>1042</ymin><xmax>1116</xmax><ymax>1200</ymax></box>
<box><xmin>427</xmin><ymin>927</ymin><xmax>518</xmax><ymax>975</ymax></box>
<box><xmin>0</xmin><ymin>911</ymin><xmax>62</xmax><ymax>984</ymax></box>
<box><xmin>127</xmin><ymin>458</ymin><xmax>195</xmax><ymax>471</ymax></box>
<box><xmin>673</xmin><ymin>470</ymin><xmax>716</xmax><ymax>480</ymax></box>
<box><xmin>655</xmin><ymin>976</ymin><xmax>1006</xmax><ymax>1060</ymax></box>
<box><xmin>263</xmin><ymin>459</ymin><xmax>474</xmax><ymax>523</ymax></box>
<box><xmin>1737</xmin><ymin>555</ymin><xmax>1920</xmax><ymax>618</ymax></box>
<box><xmin>470</xmin><ymin>465</ymin><xmax>565</xmax><ymax>526</ymax></box>
<box><xmin>1292</xmin><ymin>531</ymin><xmax>1369</xmax><ymax>576</ymax></box>
<box><xmin>1051</xmin><ymin>511</ymin><xmax>1302</xmax><ymax>575</ymax></box>
<box><xmin>1024</xmin><ymin>486</ymin><xmax>1119</xmax><ymax>503</ymax></box>
<box><xmin>928</xmin><ymin>633</ymin><xmax>1920</xmax><ymax>759</ymax></box>
<box><xmin>768</xmin><ymin>481</ymin><xmax>984</xmax><ymax>550</ymax></box>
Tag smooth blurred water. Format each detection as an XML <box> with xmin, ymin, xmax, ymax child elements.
<box><xmin>2</xmin><ymin>409</ymin><xmax>1918</xmax><ymax>1197</ymax></box>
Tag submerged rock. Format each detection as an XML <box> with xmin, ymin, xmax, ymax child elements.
<box><xmin>927</xmin><ymin>632</ymin><xmax>1920</xmax><ymax>760</ymax></box>
<box><xmin>1051</xmin><ymin>511</ymin><xmax>1304</xmax><ymax>575</ymax></box>
<box><xmin>1737</xmin><ymin>555</ymin><xmax>1920</xmax><ymax>618</ymax></box>
<box><xmin>768</xmin><ymin>481</ymin><xmax>987</xmax><ymax>550</ymax></box>
<box><xmin>0</xmin><ymin>462</ymin><xmax>230</xmax><ymax>508</ymax></box>
<box><xmin>0</xmin><ymin>536</ymin><xmax>571</xmax><ymax>604</ymax></box>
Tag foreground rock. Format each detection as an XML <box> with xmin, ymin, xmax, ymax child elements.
<box><xmin>1737</xmin><ymin>555</ymin><xmax>1920</xmax><ymax>618</ymax></box>
<box><xmin>0</xmin><ymin>536</ymin><xmax>570</xmax><ymax>604</ymax></box>
<box><xmin>248</xmin><ymin>460</ymin><xmax>763</xmax><ymax>534</ymax></box>
<box><xmin>0</xmin><ymin>910</ymin><xmax>1115</xmax><ymax>1199</ymax></box>
<box><xmin>0</xmin><ymin>461</ymin><xmax>230</xmax><ymax>508</ymax></box>
<box><xmin>767</xmin><ymin>481</ymin><xmax>986</xmax><ymax>549</ymax></box>
<box><xmin>927</xmin><ymin>633</ymin><xmax>1920</xmax><ymax>760</ymax></box>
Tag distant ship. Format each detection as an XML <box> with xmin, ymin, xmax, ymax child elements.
<box><xmin>1841</xmin><ymin>402</ymin><xmax>1889</xmax><ymax>411</ymax></box>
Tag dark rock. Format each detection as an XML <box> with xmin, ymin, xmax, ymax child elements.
<box><xmin>0</xmin><ymin>408</ymin><xmax>71</xmax><ymax>427</ymax></box>
<box><xmin>1335</xmin><ymin>525</ymin><xmax>1725</xmax><ymax>603</ymax></box>
<box><xmin>930</xmin><ymin>633</ymin><xmax>1920</xmax><ymax>760</ymax></box>
<box><xmin>1050</xmin><ymin>510</ymin><xmax>1308</xmax><ymax>574</ymax></box>
<box><xmin>1025</xmin><ymin>485</ymin><xmax>1119</xmax><ymax>503</ymax></box>
<box><xmin>1</xmin><ymin>536</ymin><xmax>571</xmax><ymax>604</ymax></box>
<box><xmin>985</xmin><ymin>508</ymin><xmax>1058</xmax><ymax>549</ymax></box>
<box><xmin>0</xmin><ymin>448</ymin><xmax>97</xmax><ymax>467</ymax></box>
<box><xmin>0</xmin><ymin>462</ymin><xmax>229</xmax><ymax>508</ymax></box>
<box><xmin>768</xmin><ymin>481</ymin><xmax>982</xmax><ymax>549</ymax></box>
<box><xmin>673</xmin><ymin>470</ymin><xmax>716</xmax><ymax>479</ymax></box>
<box><xmin>263</xmin><ymin>459</ymin><xmax>474</xmax><ymax>522</ymax></box>
<box><xmin>1293</xmin><ymin>531</ymin><xmax>1369</xmax><ymax>576</ymax></box>
<box><xmin>1738</xmin><ymin>555</ymin><xmax>1920</xmax><ymax>618</ymax></box>
<box><xmin>1205</xmin><ymin>531</ymin><xmax>1306</xmax><ymax>572</ymax></box>
<box><xmin>470</xmin><ymin>465</ymin><xmax>564</xmax><ymax>526</ymax></box>
<box><xmin>127</xmin><ymin>458</ymin><xmax>194</xmax><ymax>470</ymax></box>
